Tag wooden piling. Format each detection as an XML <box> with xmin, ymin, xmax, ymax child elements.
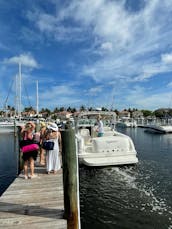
<box><xmin>61</xmin><ymin>128</ymin><xmax>80</xmax><ymax>229</ymax></box>
<box><xmin>16</xmin><ymin>126</ymin><xmax>23</xmax><ymax>174</ymax></box>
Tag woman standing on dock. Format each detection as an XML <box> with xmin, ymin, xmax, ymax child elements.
<box><xmin>20</xmin><ymin>122</ymin><xmax>39</xmax><ymax>179</ymax></box>
<box><xmin>45</xmin><ymin>123</ymin><xmax>62</xmax><ymax>174</ymax></box>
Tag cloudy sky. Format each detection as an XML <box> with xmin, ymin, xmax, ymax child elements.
<box><xmin>0</xmin><ymin>0</ymin><xmax>172</xmax><ymax>111</ymax></box>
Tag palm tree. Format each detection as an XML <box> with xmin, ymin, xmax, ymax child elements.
<box><xmin>80</xmin><ymin>105</ymin><xmax>86</xmax><ymax>111</ymax></box>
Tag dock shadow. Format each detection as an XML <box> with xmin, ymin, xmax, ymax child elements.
<box><xmin>0</xmin><ymin>201</ymin><xmax>64</xmax><ymax>219</ymax></box>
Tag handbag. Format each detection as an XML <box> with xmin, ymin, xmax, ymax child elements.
<box><xmin>42</xmin><ymin>141</ymin><xmax>54</xmax><ymax>150</ymax></box>
<box><xmin>19</xmin><ymin>139</ymin><xmax>39</xmax><ymax>153</ymax></box>
<box><xmin>21</xmin><ymin>143</ymin><xmax>39</xmax><ymax>153</ymax></box>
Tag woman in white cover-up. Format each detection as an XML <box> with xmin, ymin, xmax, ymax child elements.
<box><xmin>45</xmin><ymin>123</ymin><xmax>62</xmax><ymax>174</ymax></box>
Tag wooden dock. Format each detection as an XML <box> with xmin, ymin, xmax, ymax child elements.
<box><xmin>0</xmin><ymin>165</ymin><xmax>67</xmax><ymax>229</ymax></box>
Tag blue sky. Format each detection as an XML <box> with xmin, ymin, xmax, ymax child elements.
<box><xmin>0</xmin><ymin>0</ymin><xmax>172</xmax><ymax>111</ymax></box>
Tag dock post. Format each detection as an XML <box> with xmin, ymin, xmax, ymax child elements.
<box><xmin>61</xmin><ymin>128</ymin><xmax>80</xmax><ymax>229</ymax></box>
<box><xmin>16</xmin><ymin>126</ymin><xmax>23</xmax><ymax>174</ymax></box>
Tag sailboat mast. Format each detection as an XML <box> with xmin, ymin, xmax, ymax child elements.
<box><xmin>15</xmin><ymin>74</ymin><xmax>18</xmax><ymax>117</ymax></box>
<box><xmin>36</xmin><ymin>80</ymin><xmax>39</xmax><ymax>116</ymax></box>
<box><xmin>18</xmin><ymin>62</ymin><xmax>22</xmax><ymax>118</ymax></box>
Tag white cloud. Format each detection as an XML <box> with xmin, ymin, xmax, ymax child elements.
<box><xmin>25</xmin><ymin>0</ymin><xmax>167</xmax><ymax>87</ymax></box>
<box><xmin>3</xmin><ymin>53</ymin><xmax>39</xmax><ymax>68</ymax></box>
<box><xmin>27</xmin><ymin>9</ymin><xmax>85</xmax><ymax>42</ymax></box>
<box><xmin>100</xmin><ymin>42</ymin><xmax>113</xmax><ymax>52</ymax></box>
<box><xmin>161</xmin><ymin>53</ymin><xmax>172</xmax><ymax>64</ymax></box>
<box><xmin>88</xmin><ymin>86</ymin><xmax>103</xmax><ymax>96</ymax></box>
<box><xmin>41</xmin><ymin>85</ymin><xmax>76</xmax><ymax>99</ymax></box>
<box><xmin>25</xmin><ymin>0</ymin><xmax>172</xmax><ymax>75</ymax></box>
<box><xmin>40</xmin><ymin>85</ymin><xmax>81</xmax><ymax>107</ymax></box>
<box><xmin>5</xmin><ymin>0</ymin><xmax>172</xmax><ymax>110</ymax></box>
<box><xmin>124</xmin><ymin>86</ymin><xmax>172</xmax><ymax>110</ymax></box>
<box><xmin>36</xmin><ymin>13</ymin><xmax>57</xmax><ymax>32</ymax></box>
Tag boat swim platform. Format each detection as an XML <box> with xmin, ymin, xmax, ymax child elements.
<box><xmin>0</xmin><ymin>165</ymin><xmax>67</xmax><ymax>229</ymax></box>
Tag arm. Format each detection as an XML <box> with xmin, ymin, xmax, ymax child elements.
<box><xmin>28</xmin><ymin>121</ymin><xmax>36</xmax><ymax>131</ymax></box>
<box><xmin>20</xmin><ymin>125</ymin><xmax>25</xmax><ymax>134</ymax></box>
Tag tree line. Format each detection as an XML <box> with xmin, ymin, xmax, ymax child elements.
<box><xmin>1</xmin><ymin>105</ymin><xmax>172</xmax><ymax>119</ymax></box>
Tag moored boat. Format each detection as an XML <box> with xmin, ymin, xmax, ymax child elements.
<box><xmin>144</xmin><ymin>124</ymin><xmax>172</xmax><ymax>133</ymax></box>
<box><xmin>0</xmin><ymin>122</ymin><xmax>15</xmax><ymax>132</ymax></box>
<box><xmin>116</xmin><ymin>117</ymin><xmax>137</xmax><ymax>128</ymax></box>
<box><xmin>75</xmin><ymin>111</ymin><xmax>138</xmax><ymax>167</ymax></box>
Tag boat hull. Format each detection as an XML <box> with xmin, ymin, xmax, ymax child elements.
<box><xmin>76</xmin><ymin>134</ymin><xmax>138</xmax><ymax>167</ymax></box>
<box><xmin>78</xmin><ymin>153</ymin><xmax>138</xmax><ymax>166</ymax></box>
<box><xmin>144</xmin><ymin>124</ymin><xmax>172</xmax><ymax>133</ymax></box>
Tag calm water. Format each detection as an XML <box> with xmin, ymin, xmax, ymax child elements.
<box><xmin>0</xmin><ymin>131</ymin><xmax>18</xmax><ymax>196</ymax></box>
<box><xmin>79</xmin><ymin>127</ymin><xmax>172</xmax><ymax>229</ymax></box>
<box><xmin>1</xmin><ymin>128</ymin><xmax>172</xmax><ymax>228</ymax></box>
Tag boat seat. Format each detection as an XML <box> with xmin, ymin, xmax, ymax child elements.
<box><xmin>103</xmin><ymin>131</ymin><xmax>114</xmax><ymax>136</ymax></box>
<box><xmin>75</xmin><ymin>134</ymin><xmax>85</xmax><ymax>154</ymax></box>
<box><xmin>103</xmin><ymin>126</ymin><xmax>112</xmax><ymax>131</ymax></box>
<box><xmin>92</xmin><ymin>136</ymin><xmax>130</xmax><ymax>154</ymax></box>
<box><xmin>79</xmin><ymin>128</ymin><xmax>91</xmax><ymax>144</ymax></box>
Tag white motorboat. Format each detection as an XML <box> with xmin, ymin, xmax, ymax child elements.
<box><xmin>144</xmin><ymin>124</ymin><xmax>172</xmax><ymax>133</ymax></box>
<box><xmin>116</xmin><ymin>117</ymin><xmax>137</xmax><ymax>128</ymax></box>
<box><xmin>0</xmin><ymin>121</ymin><xmax>15</xmax><ymax>132</ymax></box>
<box><xmin>75</xmin><ymin>112</ymin><xmax>138</xmax><ymax>167</ymax></box>
<box><xmin>0</xmin><ymin>119</ymin><xmax>25</xmax><ymax>132</ymax></box>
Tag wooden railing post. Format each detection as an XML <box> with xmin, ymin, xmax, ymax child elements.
<box><xmin>61</xmin><ymin>128</ymin><xmax>80</xmax><ymax>229</ymax></box>
<box><xmin>16</xmin><ymin>125</ymin><xmax>23</xmax><ymax>175</ymax></box>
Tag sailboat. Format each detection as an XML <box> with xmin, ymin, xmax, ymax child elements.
<box><xmin>0</xmin><ymin>63</ymin><xmax>39</xmax><ymax>131</ymax></box>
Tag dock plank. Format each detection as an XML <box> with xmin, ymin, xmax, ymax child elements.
<box><xmin>0</xmin><ymin>165</ymin><xmax>67</xmax><ymax>229</ymax></box>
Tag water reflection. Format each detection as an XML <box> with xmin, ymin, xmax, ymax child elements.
<box><xmin>80</xmin><ymin>128</ymin><xmax>172</xmax><ymax>229</ymax></box>
<box><xmin>0</xmin><ymin>132</ymin><xmax>18</xmax><ymax>196</ymax></box>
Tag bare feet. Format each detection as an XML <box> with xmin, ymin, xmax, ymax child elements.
<box><xmin>53</xmin><ymin>169</ymin><xmax>62</xmax><ymax>174</ymax></box>
<box><xmin>40</xmin><ymin>161</ymin><xmax>45</xmax><ymax>165</ymax></box>
<box><xmin>29</xmin><ymin>174</ymin><xmax>38</xmax><ymax>179</ymax></box>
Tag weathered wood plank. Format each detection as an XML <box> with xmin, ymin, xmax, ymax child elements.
<box><xmin>0</xmin><ymin>165</ymin><xmax>67</xmax><ymax>229</ymax></box>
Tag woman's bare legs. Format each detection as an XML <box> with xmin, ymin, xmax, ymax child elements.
<box><xmin>30</xmin><ymin>158</ymin><xmax>35</xmax><ymax>176</ymax></box>
<box><xmin>29</xmin><ymin>157</ymin><xmax>38</xmax><ymax>178</ymax></box>
<box><xmin>40</xmin><ymin>148</ymin><xmax>45</xmax><ymax>165</ymax></box>
<box><xmin>23</xmin><ymin>160</ymin><xmax>29</xmax><ymax>179</ymax></box>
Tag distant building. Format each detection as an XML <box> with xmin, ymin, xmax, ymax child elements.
<box><xmin>118</xmin><ymin>110</ymin><xmax>131</xmax><ymax>119</ymax></box>
<box><xmin>56</xmin><ymin>111</ymin><xmax>72</xmax><ymax>120</ymax></box>
<box><xmin>22</xmin><ymin>110</ymin><xmax>36</xmax><ymax>117</ymax></box>
<box><xmin>132</xmin><ymin>110</ymin><xmax>144</xmax><ymax>119</ymax></box>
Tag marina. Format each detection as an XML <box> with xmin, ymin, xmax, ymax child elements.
<box><xmin>0</xmin><ymin>0</ymin><xmax>172</xmax><ymax>229</ymax></box>
<box><xmin>1</xmin><ymin>125</ymin><xmax>172</xmax><ymax>228</ymax></box>
<box><xmin>1</xmin><ymin>1</ymin><xmax>172</xmax><ymax>228</ymax></box>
